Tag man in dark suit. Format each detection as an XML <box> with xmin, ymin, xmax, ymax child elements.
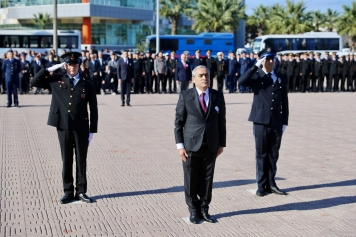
<box><xmin>174</xmin><ymin>65</ymin><xmax>226</xmax><ymax>224</ymax></box>
<box><xmin>2</xmin><ymin>49</ymin><xmax>21</xmax><ymax>107</ymax></box>
<box><xmin>118</xmin><ymin>51</ymin><xmax>134</xmax><ymax>106</ymax></box>
<box><xmin>215</xmin><ymin>52</ymin><xmax>227</xmax><ymax>92</ymax></box>
<box><xmin>175</xmin><ymin>53</ymin><xmax>192</xmax><ymax>92</ymax></box>
<box><xmin>238</xmin><ymin>49</ymin><xmax>289</xmax><ymax>197</ymax></box>
<box><xmin>286</xmin><ymin>53</ymin><xmax>296</xmax><ymax>92</ymax></box>
<box><xmin>192</xmin><ymin>49</ymin><xmax>206</xmax><ymax>69</ymax></box>
<box><xmin>314</xmin><ymin>53</ymin><xmax>323</xmax><ymax>92</ymax></box>
<box><xmin>30</xmin><ymin>52</ymin><xmax>98</xmax><ymax>204</ymax></box>
<box><xmin>30</xmin><ymin>54</ymin><xmax>46</xmax><ymax>94</ymax></box>
<box><xmin>88</xmin><ymin>53</ymin><xmax>101</xmax><ymax>93</ymax></box>
<box><xmin>227</xmin><ymin>52</ymin><xmax>239</xmax><ymax>93</ymax></box>
<box><xmin>19</xmin><ymin>52</ymin><xmax>30</xmax><ymax>94</ymax></box>
<box><xmin>238</xmin><ymin>51</ymin><xmax>251</xmax><ymax>93</ymax></box>
<box><xmin>205</xmin><ymin>50</ymin><xmax>216</xmax><ymax>89</ymax></box>
<box><xmin>167</xmin><ymin>51</ymin><xmax>178</xmax><ymax>93</ymax></box>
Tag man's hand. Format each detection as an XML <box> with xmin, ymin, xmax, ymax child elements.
<box><xmin>255</xmin><ymin>57</ymin><xmax>265</xmax><ymax>68</ymax></box>
<box><xmin>94</xmin><ymin>72</ymin><xmax>97</xmax><ymax>76</ymax></box>
<box><xmin>47</xmin><ymin>62</ymin><xmax>65</xmax><ymax>72</ymax></box>
<box><xmin>216</xmin><ymin>147</ymin><xmax>224</xmax><ymax>158</ymax></box>
<box><xmin>88</xmin><ymin>133</ymin><xmax>94</xmax><ymax>146</ymax></box>
<box><xmin>176</xmin><ymin>80</ymin><xmax>180</xmax><ymax>84</ymax></box>
<box><xmin>102</xmin><ymin>80</ymin><xmax>105</xmax><ymax>84</ymax></box>
<box><xmin>178</xmin><ymin>148</ymin><xmax>188</xmax><ymax>162</ymax></box>
<box><xmin>119</xmin><ymin>79</ymin><xmax>122</xmax><ymax>84</ymax></box>
<box><xmin>131</xmin><ymin>78</ymin><xmax>134</xmax><ymax>83</ymax></box>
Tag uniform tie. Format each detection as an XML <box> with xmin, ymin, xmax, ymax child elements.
<box><xmin>70</xmin><ymin>78</ymin><xmax>75</xmax><ymax>88</ymax></box>
<box><xmin>199</xmin><ymin>92</ymin><xmax>207</xmax><ymax>113</ymax></box>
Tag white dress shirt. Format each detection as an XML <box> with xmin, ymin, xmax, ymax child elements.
<box><xmin>67</xmin><ymin>73</ymin><xmax>80</xmax><ymax>86</ymax></box>
<box><xmin>176</xmin><ymin>88</ymin><xmax>210</xmax><ymax>150</ymax></box>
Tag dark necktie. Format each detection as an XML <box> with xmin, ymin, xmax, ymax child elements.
<box><xmin>267</xmin><ymin>73</ymin><xmax>273</xmax><ymax>83</ymax></box>
<box><xmin>70</xmin><ymin>78</ymin><xmax>75</xmax><ymax>88</ymax></box>
<box><xmin>199</xmin><ymin>93</ymin><xmax>207</xmax><ymax>113</ymax></box>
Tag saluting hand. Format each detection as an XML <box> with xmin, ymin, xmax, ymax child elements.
<box><xmin>178</xmin><ymin>148</ymin><xmax>188</xmax><ymax>162</ymax></box>
<box><xmin>216</xmin><ymin>147</ymin><xmax>224</xmax><ymax>158</ymax></box>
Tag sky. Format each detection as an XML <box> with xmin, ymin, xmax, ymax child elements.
<box><xmin>245</xmin><ymin>0</ymin><xmax>352</xmax><ymax>15</ymax></box>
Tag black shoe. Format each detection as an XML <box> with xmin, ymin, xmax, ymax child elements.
<box><xmin>256</xmin><ymin>188</ymin><xmax>266</xmax><ymax>197</ymax></box>
<box><xmin>200</xmin><ymin>211</ymin><xmax>216</xmax><ymax>223</ymax></box>
<box><xmin>189</xmin><ymin>211</ymin><xmax>200</xmax><ymax>224</ymax></box>
<box><xmin>127</xmin><ymin>102</ymin><xmax>131</xmax><ymax>106</ymax></box>
<box><xmin>6</xmin><ymin>105</ymin><xmax>11</xmax><ymax>108</ymax></box>
<box><xmin>270</xmin><ymin>186</ymin><xmax>287</xmax><ymax>195</ymax></box>
<box><xmin>14</xmin><ymin>104</ymin><xmax>19</xmax><ymax>108</ymax></box>
<box><xmin>76</xmin><ymin>193</ymin><xmax>93</xmax><ymax>203</ymax></box>
<box><xmin>121</xmin><ymin>103</ymin><xmax>125</xmax><ymax>106</ymax></box>
<box><xmin>60</xmin><ymin>194</ymin><xmax>75</xmax><ymax>204</ymax></box>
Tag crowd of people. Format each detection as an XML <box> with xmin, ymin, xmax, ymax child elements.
<box><xmin>1</xmin><ymin>47</ymin><xmax>355</xmax><ymax>107</ymax></box>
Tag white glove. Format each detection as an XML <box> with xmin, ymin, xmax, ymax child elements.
<box><xmin>88</xmin><ymin>133</ymin><xmax>94</xmax><ymax>146</ymax></box>
<box><xmin>110</xmin><ymin>78</ymin><xmax>114</xmax><ymax>83</ymax></box>
<box><xmin>282</xmin><ymin>125</ymin><xmax>287</xmax><ymax>133</ymax></box>
<box><xmin>46</xmin><ymin>62</ymin><xmax>65</xmax><ymax>72</ymax></box>
<box><xmin>255</xmin><ymin>57</ymin><xmax>265</xmax><ymax>68</ymax></box>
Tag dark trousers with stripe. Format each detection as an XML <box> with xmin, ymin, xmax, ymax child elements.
<box><xmin>253</xmin><ymin>123</ymin><xmax>282</xmax><ymax>189</ymax></box>
<box><xmin>183</xmin><ymin>144</ymin><xmax>217</xmax><ymax>213</ymax></box>
<box><xmin>57</xmin><ymin>129</ymin><xmax>89</xmax><ymax>195</ymax></box>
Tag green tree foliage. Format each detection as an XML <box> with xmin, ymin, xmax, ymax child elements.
<box><xmin>189</xmin><ymin>0</ymin><xmax>246</xmax><ymax>33</ymax></box>
<box><xmin>310</xmin><ymin>10</ymin><xmax>324</xmax><ymax>32</ymax></box>
<box><xmin>337</xmin><ymin>2</ymin><xmax>356</xmax><ymax>50</ymax></box>
<box><xmin>33</xmin><ymin>13</ymin><xmax>52</xmax><ymax>30</ymax></box>
<box><xmin>322</xmin><ymin>8</ymin><xmax>339</xmax><ymax>32</ymax></box>
<box><xmin>159</xmin><ymin>0</ymin><xmax>194</xmax><ymax>35</ymax></box>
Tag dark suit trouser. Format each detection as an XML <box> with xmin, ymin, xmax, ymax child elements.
<box><xmin>6</xmin><ymin>80</ymin><xmax>19</xmax><ymax>106</ymax></box>
<box><xmin>217</xmin><ymin>75</ymin><xmax>224</xmax><ymax>92</ymax></box>
<box><xmin>183</xmin><ymin>144</ymin><xmax>217</xmax><ymax>213</ymax></box>
<box><xmin>19</xmin><ymin>75</ymin><xmax>29</xmax><ymax>93</ymax></box>
<box><xmin>153</xmin><ymin>74</ymin><xmax>158</xmax><ymax>93</ymax></box>
<box><xmin>121</xmin><ymin>79</ymin><xmax>131</xmax><ymax>103</ymax></box>
<box><xmin>328</xmin><ymin>74</ymin><xmax>337</xmax><ymax>91</ymax></box>
<box><xmin>145</xmin><ymin>73</ymin><xmax>153</xmax><ymax>93</ymax></box>
<box><xmin>228</xmin><ymin>75</ymin><xmax>235</xmax><ymax>92</ymax></box>
<box><xmin>320</xmin><ymin>73</ymin><xmax>328</xmax><ymax>92</ymax></box>
<box><xmin>286</xmin><ymin>74</ymin><xmax>293</xmax><ymax>91</ymax></box>
<box><xmin>167</xmin><ymin>71</ymin><xmax>174</xmax><ymax>92</ymax></box>
<box><xmin>333</xmin><ymin>74</ymin><xmax>341</xmax><ymax>91</ymax></box>
<box><xmin>253</xmin><ymin>123</ymin><xmax>282</xmax><ymax>189</ymax></box>
<box><xmin>134</xmin><ymin>73</ymin><xmax>141</xmax><ymax>93</ymax></box>
<box><xmin>157</xmin><ymin>73</ymin><xmax>166</xmax><ymax>93</ymax></box>
<box><xmin>341</xmin><ymin>74</ymin><xmax>348</xmax><ymax>91</ymax></box>
<box><xmin>57</xmin><ymin>129</ymin><xmax>89</xmax><ymax>195</ymax></box>
<box><xmin>300</xmin><ymin>74</ymin><xmax>309</xmax><ymax>92</ymax></box>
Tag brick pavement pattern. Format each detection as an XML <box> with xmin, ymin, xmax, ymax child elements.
<box><xmin>0</xmin><ymin>90</ymin><xmax>355</xmax><ymax>237</ymax></box>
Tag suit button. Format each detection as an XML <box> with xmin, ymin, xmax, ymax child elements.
<box><xmin>272</xmin><ymin>85</ymin><xmax>274</xmax><ymax>87</ymax></box>
<box><xmin>272</xmin><ymin>99</ymin><xmax>274</xmax><ymax>102</ymax></box>
<box><xmin>70</xmin><ymin>95</ymin><xmax>73</xmax><ymax>98</ymax></box>
<box><xmin>271</xmin><ymin>107</ymin><xmax>273</xmax><ymax>110</ymax></box>
<box><xmin>272</xmin><ymin>92</ymin><xmax>274</xmax><ymax>95</ymax></box>
<box><xmin>69</xmin><ymin>103</ymin><xmax>72</xmax><ymax>105</ymax></box>
<box><xmin>71</xmin><ymin>88</ymin><xmax>74</xmax><ymax>91</ymax></box>
<box><xmin>68</xmin><ymin>110</ymin><xmax>71</xmax><ymax>113</ymax></box>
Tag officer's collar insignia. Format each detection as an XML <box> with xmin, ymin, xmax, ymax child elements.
<box><xmin>70</xmin><ymin>54</ymin><xmax>74</xmax><ymax>60</ymax></box>
<box><xmin>81</xmin><ymin>93</ymin><xmax>86</xmax><ymax>99</ymax></box>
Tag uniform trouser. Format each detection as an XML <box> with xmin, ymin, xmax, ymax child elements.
<box><xmin>333</xmin><ymin>74</ymin><xmax>341</xmax><ymax>91</ymax></box>
<box><xmin>228</xmin><ymin>75</ymin><xmax>236</xmax><ymax>92</ymax></box>
<box><xmin>6</xmin><ymin>81</ymin><xmax>19</xmax><ymax>106</ymax></box>
<box><xmin>1</xmin><ymin>76</ymin><xmax>6</xmax><ymax>92</ymax></box>
<box><xmin>145</xmin><ymin>72</ymin><xmax>153</xmax><ymax>93</ymax></box>
<box><xmin>19</xmin><ymin>75</ymin><xmax>29</xmax><ymax>93</ymax></box>
<box><xmin>134</xmin><ymin>73</ymin><xmax>141</xmax><ymax>93</ymax></box>
<box><xmin>177</xmin><ymin>80</ymin><xmax>189</xmax><ymax>93</ymax></box>
<box><xmin>167</xmin><ymin>72</ymin><xmax>174</xmax><ymax>92</ymax></box>
<box><xmin>153</xmin><ymin>74</ymin><xmax>158</xmax><ymax>92</ymax></box>
<box><xmin>320</xmin><ymin>73</ymin><xmax>328</xmax><ymax>92</ymax></box>
<box><xmin>139</xmin><ymin>74</ymin><xmax>145</xmax><ymax>93</ymax></box>
<box><xmin>208</xmin><ymin>71</ymin><xmax>214</xmax><ymax>90</ymax></box>
<box><xmin>253</xmin><ymin>123</ymin><xmax>282</xmax><ymax>189</ymax></box>
<box><xmin>310</xmin><ymin>75</ymin><xmax>317</xmax><ymax>91</ymax></box>
<box><xmin>286</xmin><ymin>74</ymin><xmax>293</xmax><ymax>91</ymax></box>
<box><xmin>120</xmin><ymin>79</ymin><xmax>131</xmax><ymax>103</ymax></box>
<box><xmin>300</xmin><ymin>74</ymin><xmax>309</xmax><ymax>92</ymax></box>
<box><xmin>183</xmin><ymin>144</ymin><xmax>217</xmax><ymax>213</ymax></box>
<box><xmin>293</xmin><ymin>75</ymin><xmax>300</xmax><ymax>91</ymax></box>
<box><xmin>224</xmin><ymin>75</ymin><xmax>229</xmax><ymax>90</ymax></box>
<box><xmin>347</xmin><ymin>74</ymin><xmax>354</xmax><ymax>91</ymax></box>
<box><xmin>157</xmin><ymin>73</ymin><xmax>166</xmax><ymax>93</ymax></box>
<box><xmin>341</xmin><ymin>74</ymin><xmax>348</xmax><ymax>91</ymax></box>
<box><xmin>57</xmin><ymin>129</ymin><xmax>89</xmax><ymax>195</ymax></box>
<box><xmin>217</xmin><ymin>75</ymin><xmax>224</xmax><ymax>92</ymax></box>
<box><xmin>91</xmin><ymin>76</ymin><xmax>101</xmax><ymax>93</ymax></box>
<box><xmin>328</xmin><ymin>74</ymin><xmax>337</xmax><ymax>91</ymax></box>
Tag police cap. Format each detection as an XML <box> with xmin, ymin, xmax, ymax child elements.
<box><xmin>60</xmin><ymin>52</ymin><xmax>82</xmax><ymax>64</ymax></box>
<box><xmin>258</xmin><ymin>48</ymin><xmax>276</xmax><ymax>59</ymax></box>
<box><xmin>316</xmin><ymin>52</ymin><xmax>321</xmax><ymax>56</ymax></box>
<box><xmin>206</xmin><ymin>49</ymin><xmax>212</xmax><ymax>53</ymax></box>
<box><xmin>195</xmin><ymin>49</ymin><xmax>200</xmax><ymax>53</ymax></box>
<box><xmin>7</xmin><ymin>48</ymin><xmax>13</xmax><ymax>53</ymax></box>
<box><xmin>170</xmin><ymin>50</ymin><xmax>176</xmax><ymax>54</ymax></box>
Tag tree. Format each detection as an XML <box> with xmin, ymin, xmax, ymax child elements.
<box><xmin>310</xmin><ymin>10</ymin><xmax>324</xmax><ymax>32</ymax></box>
<box><xmin>336</xmin><ymin>2</ymin><xmax>356</xmax><ymax>51</ymax></box>
<box><xmin>268</xmin><ymin>0</ymin><xmax>312</xmax><ymax>34</ymax></box>
<box><xmin>190</xmin><ymin>0</ymin><xmax>246</xmax><ymax>33</ymax></box>
<box><xmin>322</xmin><ymin>8</ymin><xmax>339</xmax><ymax>32</ymax></box>
<box><xmin>159</xmin><ymin>0</ymin><xmax>194</xmax><ymax>35</ymax></box>
<box><xmin>33</xmin><ymin>13</ymin><xmax>52</xmax><ymax>30</ymax></box>
<box><xmin>247</xmin><ymin>5</ymin><xmax>271</xmax><ymax>36</ymax></box>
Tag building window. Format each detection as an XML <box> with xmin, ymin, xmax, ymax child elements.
<box><xmin>186</xmin><ymin>39</ymin><xmax>194</xmax><ymax>45</ymax></box>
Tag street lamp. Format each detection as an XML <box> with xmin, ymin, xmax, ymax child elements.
<box><xmin>53</xmin><ymin>0</ymin><xmax>58</xmax><ymax>55</ymax></box>
<box><xmin>156</xmin><ymin>0</ymin><xmax>160</xmax><ymax>53</ymax></box>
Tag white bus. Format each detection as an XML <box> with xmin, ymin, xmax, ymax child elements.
<box><xmin>252</xmin><ymin>32</ymin><xmax>343</xmax><ymax>57</ymax></box>
<box><xmin>0</xmin><ymin>30</ymin><xmax>81</xmax><ymax>56</ymax></box>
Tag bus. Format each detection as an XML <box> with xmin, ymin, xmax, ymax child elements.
<box><xmin>0</xmin><ymin>30</ymin><xmax>81</xmax><ymax>56</ymax></box>
<box><xmin>145</xmin><ymin>33</ymin><xmax>235</xmax><ymax>56</ymax></box>
<box><xmin>251</xmin><ymin>32</ymin><xmax>343</xmax><ymax>57</ymax></box>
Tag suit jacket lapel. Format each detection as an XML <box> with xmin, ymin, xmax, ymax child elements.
<box><xmin>206</xmin><ymin>90</ymin><xmax>214</xmax><ymax>119</ymax></box>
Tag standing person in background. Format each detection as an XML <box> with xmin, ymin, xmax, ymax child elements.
<box><xmin>26</xmin><ymin>50</ymin><xmax>34</xmax><ymax>63</ymax></box>
<box><xmin>215</xmin><ymin>52</ymin><xmax>227</xmax><ymax>92</ymax></box>
<box><xmin>133</xmin><ymin>52</ymin><xmax>144</xmax><ymax>94</ymax></box>
<box><xmin>167</xmin><ymin>51</ymin><xmax>178</xmax><ymax>93</ymax></box>
<box><xmin>314</xmin><ymin>53</ymin><xmax>323</xmax><ymax>92</ymax></box>
<box><xmin>321</xmin><ymin>52</ymin><xmax>330</xmax><ymax>92</ymax></box>
<box><xmin>238</xmin><ymin>48</ymin><xmax>289</xmax><ymax>197</ymax></box>
<box><xmin>300</xmin><ymin>52</ymin><xmax>311</xmax><ymax>93</ymax></box>
<box><xmin>143</xmin><ymin>52</ymin><xmax>154</xmax><ymax>94</ymax></box>
<box><xmin>205</xmin><ymin>49</ymin><xmax>216</xmax><ymax>90</ymax></box>
<box><xmin>30</xmin><ymin>54</ymin><xmax>46</xmax><ymax>94</ymax></box>
<box><xmin>151</xmin><ymin>53</ymin><xmax>157</xmax><ymax>93</ymax></box>
<box><xmin>154</xmin><ymin>52</ymin><xmax>167</xmax><ymax>94</ymax></box>
<box><xmin>286</xmin><ymin>53</ymin><xmax>296</xmax><ymax>92</ymax></box>
<box><xmin>239</xmin><ymin>51</ymin><xmax>252</xmax><ymax>93</ymax></box>
<box><xmin>88</xmin><ymin>53</ymin><xmax>101</xmax><ymax>93</ymax></box>
<box><xmin>118</xmin><ymin>51</ymin><xmax>134</xmax><ymax>106</ymax></box>
<box><xmin>2</xmin><ymin>49</ymin><xmax>20</xmax><ymax>107</ymax></box>
<box><xmin>175</xmin><ymin>54</ymin><xmax>192</xmax><ymax>93</ymax></box>
<box><xmin>349</xmin><ymin>54</ymin><xmax>356</xmax><ymax>92</ymax></box>
<box><xmin>227</xmin><ymin>51</ymin><xmax>239</xmax><ymax>93</ymax></box>
<box><xmin>108</xmin><ymin>53</ymin><xmax>119</xmax><ymax>94</ymax></box>
<box><xmin>329</xmin><ymin>52</ymin><xmax>339</xmax><ymax>92</ymax></box>
<box><xmin>19</xmin><ymin>52</ymin><xmax>30</xmax><ymax>94</ymax></box>
<box><xmin>192</xmin><ymin>49</ymin><xmax>206</xmax><ymax>70</ymax></box>
<box><xmin>0</xmin><ymin>53</ymin><xmax>6</xmax><ymax>94</ymax></box>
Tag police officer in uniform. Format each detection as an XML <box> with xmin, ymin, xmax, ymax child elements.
<box><xmin>300</xmin><ymin>52</ymin><xmax>311</xmax><ymax>92</ymax></box>
<box><xmin>321</xmin><ymin>52</ymin><xmax>330</xmax><ymax>92</ymax></box>
<box><xmin>216</xmin><ymin>52</ymin><xmax>227</xmax><ymax>92</ymax></box>
<box><xmin>238</xmin><ymin>48</ymin><xmax>289</xmax><ymax>197</ymax></box>
<box><xmin>30</xmin><ymin>52</ymin><xmax>98</xmax><ymax>204</ymax></box>
<box><xmin>143</xmin><ymin>52</ymin><xmax>154</xmax><ymax>94</ymax></box>
<box><xmin>192</xmin><ymin>49</ymin><xmax>206</xmax><ymax>69</ymax></box>
<box><xmin>19</xmin><ymin>52</ymin><xmax>30</xmax><ymax>94</ymax></box>
<box><xmin>314</xmin><ymin>52</ymin><xmax>323</xmax><ymax>92</ymax></box>
<box><xmin>132</xmin><ymin>52</ymin><xmax>143</xmax><ymax>94</ymax></box>
<box><xmin>2</xmin><ymin>49</ymin><xmax>20</xmax><ymax>107</ymax></box>
<box><xmin>205</xmin><ymin>50</ymin><xmax>216</xmax><ymax>89</ymax></box>
<box><xmin>286</xmin><ymin>53</ymin><xmax>296</xmax><ymax>92</ymax></box>
<box><xmin>167</xmin><ymin>51</ymin><xmax>178</xmax><ymax>93</ymax></box>
<box><xmin>329</xmin><ymin>52</ymin><xmax>339</xmax><ymax>92</ymax></box>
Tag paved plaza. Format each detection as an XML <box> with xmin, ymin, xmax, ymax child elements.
<box><xmin>0</xmin><ymin>90</ymin><xmax>355</xmax><ymax>237</ymax></box>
